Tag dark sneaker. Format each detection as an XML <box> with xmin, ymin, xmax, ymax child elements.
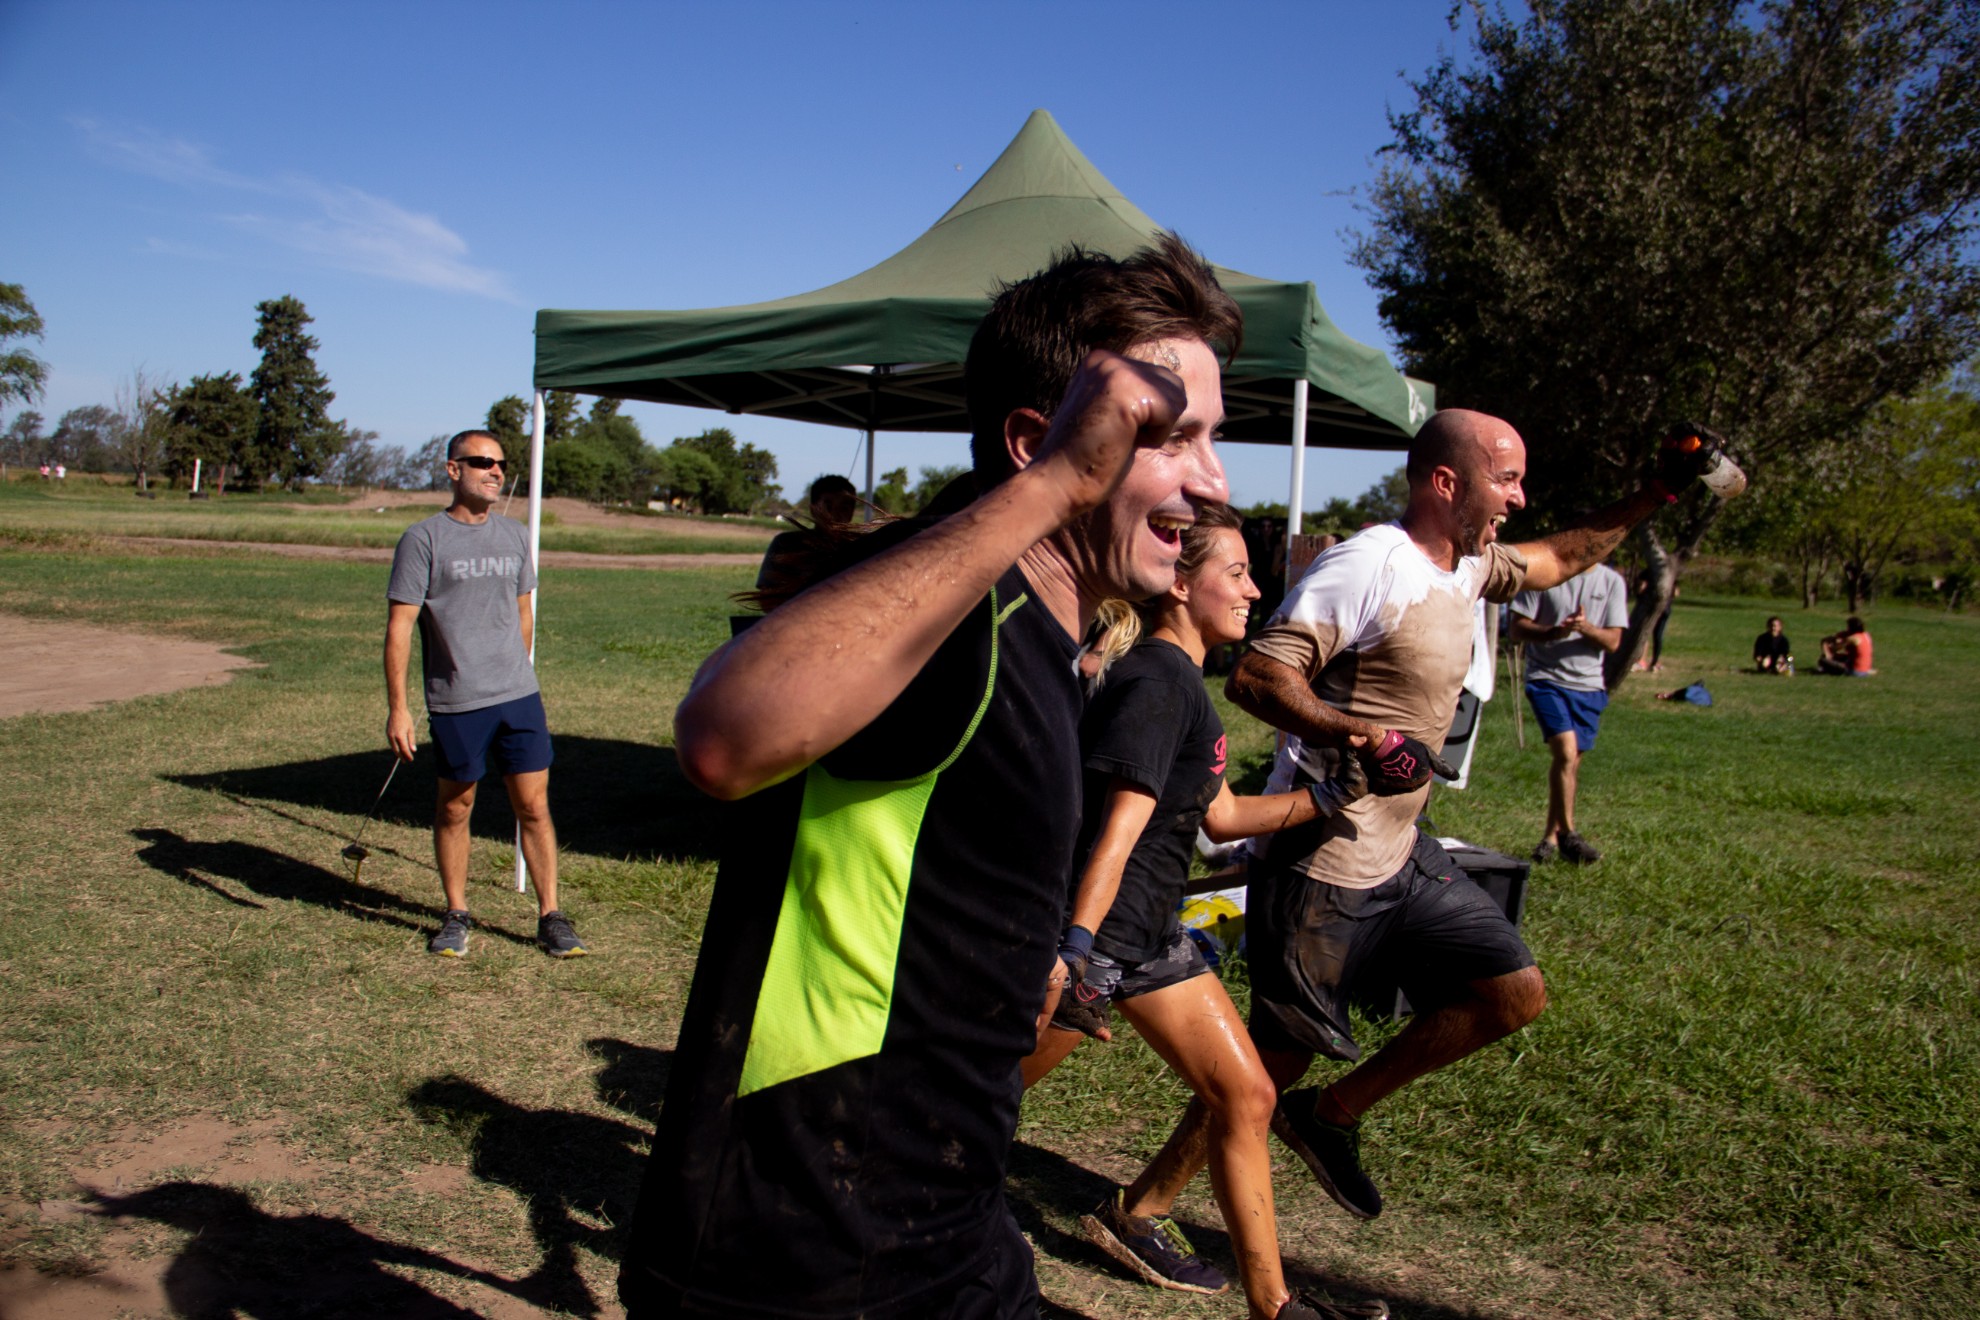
<box><xmin>1559</xmin><ymin>831</ymin><xmax>1603</xmax><ymax>865</ymax></box>
<box><xmin>1531</xmin><ymin>838</ymin><xmax>1559</xmax><ymax>863</ymax></box>
<box><xmin>1278</xmin><ymin>1290</ymin><xmax>1391</xmax><ymax>1320</ymax></box>
<box><xmin>1272</xmin><ymin>1089</ymin><xmax>1381</xmax><ymax>1219</ymax></box>
<box><xmin>428</xmin><ymin>909</ymin><xmax>471</xmax><ymax>958</ymax></box>
<box><xmin>1078</xmin><ymin>1188</ymin><xmax>1227</xmax><ymax>1295</ymax></box>
<box><xmin>537</xmin><ymin>910</ymin><xmax>588</xmax><ymax>958</ymax></box>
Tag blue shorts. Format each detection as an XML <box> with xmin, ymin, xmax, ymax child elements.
<box><xmin>1526</xmin><ymin>681</ymin><xmax>1607</xmax><ymax>752</ymax></box>
<box><xmin>429</xmin><ymin>692</ymin><xmax>554</xmax><ymax>783</ymax></box>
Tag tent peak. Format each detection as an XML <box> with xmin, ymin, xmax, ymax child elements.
<box><xmin>933</xmin><ymin>109</ymin><xmax>1158</xmax><ymax>234</ymax></box>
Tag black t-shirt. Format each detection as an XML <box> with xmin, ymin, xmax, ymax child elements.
<box><xmin>1754</xmin><ymin>630</ymin><xmax>1791</xmax><ymax>662</ymax></box>
<box><xmin>1075</xmin><ymin>639</ymin><xmax>1227</xmax><ymax>965</ymax></box>
<box><xmin>621</xmin><ymin>525</ymin><xmax>1083</xmax><ymax>1318</ymax></box>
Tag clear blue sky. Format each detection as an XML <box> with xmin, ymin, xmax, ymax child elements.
<box><xmin>0</xmin><ymin>0</ymin><xmax>1485</xmax><ymax>509</ymax></box>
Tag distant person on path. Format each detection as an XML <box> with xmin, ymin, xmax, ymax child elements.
<box><xmin>384</xmin><ymin>428</ymin><xmax>585</xmax><ymax>960</ymax></box>
<box><xmin>1510</xmin><ymin>561</ymin><xmax>1628</xmax><ymax>864</ymax></box>
<box><xmin>1753</xmin><ymin>616</ymin><xmax>1793</xmax><ymax>674</ymax></box>
<box><xmin>1122</xmin><ymin>411</ymin><xmax>1731</xmax><ymax>1236</ymax></box>
<box><xmin>1818</xmin><ymin>616</ymin><xmax>1876</xmax><ymax>676</ymax></box>
<box><xmin>755</xmin><ymin>473</ymin><xmax>859</xmax><ymax>596</ymax></box>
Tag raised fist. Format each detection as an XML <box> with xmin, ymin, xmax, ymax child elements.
<box><xmin>1653</xmin><ymin>421</ymin><xmax>1746</xmax><ymax>500</ymax></box>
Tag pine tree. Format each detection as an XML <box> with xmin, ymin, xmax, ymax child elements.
<box><xmin>248</xmin><ymin>295</ymin><xmax>336</xmax><ymax>489</ymax></box>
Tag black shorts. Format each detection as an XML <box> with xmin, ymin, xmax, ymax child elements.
<box><xmin>1048</xmin><ymin>923</ymin><xmax>1210</xmax><ymax>1035</ymax></box>
<box><xmin>1247</xmin><ymin>832</ymin><xmax>1535</xmax><ymax>1061</ymax></box>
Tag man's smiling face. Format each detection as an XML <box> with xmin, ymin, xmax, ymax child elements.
<box><xmin>1451</xmin><ymin>426</ymin><xmax>1527</xmax><ymax>557</ymax></box>
<box><xmin>1067</xmin><ymin>336</ymin><xmax>1230</xmax><ymax>602</ymax></box>
<box><xmin>447</xmin><ymin>433</ymin><xmax>509</xmax><ymax>508</ymax></box>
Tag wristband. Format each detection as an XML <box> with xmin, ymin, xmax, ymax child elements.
<box><xmin>1059</xmin><ymin>924</ymin><xmax>1094</xmax><ymax>962</ymax></box>
<box><xmin>1372</xmin><ymin>729</ymin><xmax>1403</xmax><ymax>758</ymax></box>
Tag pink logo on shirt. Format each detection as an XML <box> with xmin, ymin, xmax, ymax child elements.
<box><xmin>1211</xmin><ymin>734</ymin><xmax>1227</xmax><ymax>776</ymax></box>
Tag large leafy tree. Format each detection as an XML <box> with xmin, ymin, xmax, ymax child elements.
<box><xmin>671</xmin><ymin>427</ymin><xmax>780</xmax><ymax>514</ymax></box>
<box><xmin>1354</xmin><ymin>0</ymin><xmax>1980</xmax><ymax>678</ymax></box>
<box><xmin>165</xmin><ymin>373</ymin><xmax>260</xmax><ymax>494</ymax></box>
<box><xmin>249</xmin><ymin>295</ymin><xmax>338</xmax><ymax>488</ymax></box>
<box><xmin>50</xmin><ymin>405</ymin><xmax>120</xmax><ymax>473</ymax></box>
<box><xmin>0</xmin><ymin>283</ymin><xmax>49</xmax><ymax>411</ymax></box>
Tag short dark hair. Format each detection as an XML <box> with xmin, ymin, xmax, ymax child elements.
<box><xmin>1847</xmin><ymin>616</ymin><xmax>1866</xmax><ymax>633</ymax></box>
<box><xmin>964</xmin><ymin>232</ymin><xmax>1242</xmax><ymax>485</ymax></box>
<box><xmin>448</xmin><ymin>429</ymin><xmax>500</xmax><ymax>460</ymax></box>
<box><xmin>808</xmin><ymin>474</ymin><xmax>857</xmax><ymax>502</ymax></box>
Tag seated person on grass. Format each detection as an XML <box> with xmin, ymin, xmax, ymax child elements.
<box><xmin>1753</xmin><ymin>616</ymin><xmax>1792</xmax><ymax>674</ymax></box>
<box><xmin>1817</xmin><ymin>616</ymin><xmax>1875</xmax><ymax>676</ymax></box>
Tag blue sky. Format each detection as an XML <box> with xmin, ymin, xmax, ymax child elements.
<box><xmin>0</xmin><ymin>0</ymin><xmax>1482</xmax><ymax>509</ymax></box>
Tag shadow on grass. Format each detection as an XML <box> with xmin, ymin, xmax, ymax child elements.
<box><xmin>88</xmin><ymin>1180</ymin><xmax>515</xmax><ymax>1317</ymax></box>
<box><xmin>1009</xmin><ymin>1140</ymin><xmax>1486</xmax><ymax>1320</ymax></box>
<box><xmin>167</xmin><ymin>735</ymin><xmax>720</xmax><ymax>862</ymax></box>
<box><xmin>130</xmin><ymin>828</ymin><xmax>536</xmax><ymax>948</ymax></box>
<box><xmin>404</xmin><ymin>1040</ymin><xmax>671</xmax><ymax>1316</ymax></box>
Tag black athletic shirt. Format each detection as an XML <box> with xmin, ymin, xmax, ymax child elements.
<box><xmin>620</xmin><ymin>526</ymin><xmax>1083</xmax><ymax>1318</ymax></box>
<box><xmin>1075</xmin><ymin>639</ymin><xmax>1227</xmax><ymax>965</ymax></box>
<box><xmin>1754</xmin><ymin>630</ymin><xmax>1792</xmax><ymax>663</ymax></box>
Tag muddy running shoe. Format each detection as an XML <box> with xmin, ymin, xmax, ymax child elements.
<box><xmin>1272</xmin><ymin>1089</ymin><xmax>1381</xmax><ymax>1220</ymax></box>
<box><xmin>1078</xmin><ymin>1188</ymin><xmax>1227</xmax><ymax>1294</ymax></box>
<box><xmin>537</xmin><ymin>910</ymin><xmax>589</xmax><ymax>958</ymax></box>
<box><xmin>1531</xmin><ymin>838</ymin><xmax>1559</xmax><ymax>864</ymax></box>
<box><xmin>428</xmin><ymin>909</ymin><xmax>472</xmax><ymax>958</ymax></box>
<box><xmin>1559</xmin><ymin>831</ymin><xmax>1603</xmax><ymax>865</ymax></box>
<box><xmin>1277</xmin><ymin>1290</ymin><xmax>1391</xmax><ymax>1320</ymax></box>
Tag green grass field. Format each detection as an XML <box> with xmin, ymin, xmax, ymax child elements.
<box><xmin>0</xmin><ymin>536</ymin><xmax>1973</xmax><ymax>1319</ymax></box>
<box><xmin>0</xmin><ymin>480</ymin><xmax>774</xmax><ymax>556</ymax></box>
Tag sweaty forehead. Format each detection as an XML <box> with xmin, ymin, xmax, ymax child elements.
<box><xmin>1474</xmin><ymin>428</ymin><xmax>1525</xmax><ymax>472</ymax></box>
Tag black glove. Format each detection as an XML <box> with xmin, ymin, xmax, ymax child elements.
<box><xmin>1307</xmin><ymin>751</ymin><xmax>1369</xmax><ymax>816</ymax></box>
<box><xmin>1651</xmin><ymin>420</ymin><xmax>1730</xmax><ymax>498</ymax></box>
<box><xmin>1361</xmin><ymin>730</ymin><xmax>1458</xmax><ymax>796</ymax></box>
<box><xmin>1057</xmin><ymin>924</ymin><xmax>1094</xmax><ymax>985</ymax></box>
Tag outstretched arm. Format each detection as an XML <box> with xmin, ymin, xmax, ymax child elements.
<box><xmin>1514</xmin><ymin>489</ymin><xmax>1666</xmax><ymax>592</ymax></box>
<box><xmin>675</xmin><ymin>351</ymin><xmax>1184</xmax><ymax>801</ymax></box>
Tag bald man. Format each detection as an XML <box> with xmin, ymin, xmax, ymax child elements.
<box><xmin>1116</xmin><ymin>409</ymin><xmax>1695</xmax><ymax>1232</ymax></box>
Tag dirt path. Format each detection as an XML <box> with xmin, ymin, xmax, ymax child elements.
<box><xmin>100</xmin><ymin>535</ymin><xmax>761</xmax><ymax>571</ymax></box>
<box><xmin>0</xmin><ymin>614</ymin><xmax>259</xmax><ymax>718</ymax></box>
<box><xmin>332</xmin><ymin>489</ymin><xmax>768</xmax><ymax>541</ymax></box>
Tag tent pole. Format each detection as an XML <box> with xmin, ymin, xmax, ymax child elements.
<box><xmin>1287</xmin><ymin>378</ymin><xmax>1310</xmax><ymax>536</ymax></box>
<box><xmin>863</xmin><ymin>427</ymin><xmax>876</xmax><ymax>512</ymax></box>
<box><xmin>516</xmin><ymin>390</ymin><xmax>546</xmax><ymax>895</ymax></box>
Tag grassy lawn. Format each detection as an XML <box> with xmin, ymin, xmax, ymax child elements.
<box><xmin>0</xmin><ymin>539</ymin><xmax>1973</xmax><ymax>1319</ymax></box>
<box><xmin>0</xmin><ymin>480</ymin><xmax>773</xmax><ymax>556</ymax></box>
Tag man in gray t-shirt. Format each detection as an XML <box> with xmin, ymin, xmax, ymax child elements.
<box><xmin>1510</xmin><ymin>562</ymin><xmax>1628</xmax><ymax>864</ymax></box>
<box><xmin>385</xmin><ymin>429</ymin><xmax>585</xmax><ymax>959</ymax></box>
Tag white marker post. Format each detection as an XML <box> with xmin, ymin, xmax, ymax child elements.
<box><xmin>1286</xmin><ymin>378</ymin><xmax>1310</xmax><ymax>536</ymax></box>
<box><xmin>515</xmin><ymin>391</ymin><xmax>547</xmax><ymax>893</ymax></box>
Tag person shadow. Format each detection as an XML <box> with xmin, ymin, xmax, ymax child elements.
<box><xmin>129</xmin><ymin>827</ymin><xmax>536</xmax><ymax>948</ymax></box>
<box><xmin>168</xmin><ymin>736</ymin><xmax>721</xmax><ymax>863</ymax></box>
<box><xmin>87</xmin><ymin>1181</ymin><xmax>518</xmax><ymax>1318</ymax></box>
<box><xmin>402</xmin><ymin>1038</ymin><xmax>672</xmax><ymax>1316</ymax></box>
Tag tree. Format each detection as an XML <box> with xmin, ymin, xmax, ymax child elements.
<box><xmin>165</xmin><ymin>373</ymin><xmax>259</xmax><ymax>494</ymax></box>
<box><xmin>485</xmin><ymin>395</ymin><xmax>531</xmax><ymax>450</ymax></box>
<box><xmin>909</xmin><ymin>464</ymin><xmax>970</xmax><ymax>512</ymax></box>
<box><xmin>0</xmin><ymin>283</ymin><xmax>48</xmax><ymax>410</ymax></box>
<box><xmin>652</xmin><ymin>445</ymin><xmax>722</xmax><ymax>510</ymax></box>
<box><xmin>671</xmin><ymin>427</ymin><xmax>780</xmax><ymax>514</ymax></box>
<box><xmin>1305</xmin><ymin>465</ymin><xmax>1409</xmax><ymax>538</ymax></box>
<box><xmin>871</xmin><ymin>467</ymin><xmax>912</xmax><ymax>515</ymax></box>
<box><xmin>249</xmin><ymin>295</ymin><xmax>337</xmax><ymax>489</ymax></box>
<box><xmin>50</xmin><ymin>405</ymin><xmax>119</xmax><ymax>473</ymax></box>
<box><xmin>116</xmin><ymin>368</ymin><xmax>174</xmax><ymax>492</ymax></box>
<box><xmin>543</xmin><ymin>390</ymin><xmax>581</xmax><ymax>443</ymax></box>
<box><xmin>2</xmin><ymin>410</ymin><xmax>44</xmax><ymax>468</ymax></box>
<box><xmin>1353</xmin><ymin>0</ymin><xmax>1980</xmax><ymax>684</ymax></box>
<box><xmin>324</xmin><ymin>426</ymin><xmax>388</xmax><ymax>490</ymax></box>
<box><xmin>390</xmin><ymin>436</ymin><xmax>449</xmax><ymax>492</ymax></box>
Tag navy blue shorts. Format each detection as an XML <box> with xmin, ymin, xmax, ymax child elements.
<box><xmin>1526</xmin><ymin>680</ymin><xmax>1607</xmax><ymax>752</ymax></box>
<box><xmin>428</xmin><ymin>692</ymin><xmax>554</xmax><ymax>783</ymax></box>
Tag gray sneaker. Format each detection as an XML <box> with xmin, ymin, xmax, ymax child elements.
<box><xmin>1559</xmin><ymin>831</ymin><xmax>1603</xmax><ymax>864</ymax></box>
<box><xmin>1078</xmin><ymin>1188</ymin><xmax>1227</xmax><ymax>1294</ymax></box>
<box><xmin>537</xmin><ymin>910</ymin><xmax>588</xmax><ymax>958</ymax></box>
<box><xmin>428</xmin><ymin>909</ymin><xmax>471</xmax><ymax>958</ymax></box>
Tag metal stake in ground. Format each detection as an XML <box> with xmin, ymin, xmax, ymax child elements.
<box><xmin>341</xmin><ymin>757</ymin><xmax>402</xmax><ymax>882</ymax></box>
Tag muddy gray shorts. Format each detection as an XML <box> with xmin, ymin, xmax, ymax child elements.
<box><xmin>1246</xmin><ymin>832</ymin><xmax>1535</xmax><ymax>1061</ymax></box>
<box><xmin>1049</xmin><ymin>922</ymin><xmax>1210</xmax><ymax>1035</ymax></box>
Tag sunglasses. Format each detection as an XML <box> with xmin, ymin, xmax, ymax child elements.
<box><xmin>454</xmin><ymin>455</ymin><xmax>508</xmax><ymax>472</ymax></box>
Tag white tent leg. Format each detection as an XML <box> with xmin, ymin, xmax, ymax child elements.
<box><xmin>863</xmin><ymin>427</ymin><xmax>876</xmax><ymax>511</ymax></box>
<box><xmin>517</xmin><ymin>391</ymin><xmax>546</xmax><ymax>895</ymax></box>
<box><xmin>1287</xmin><ymin>378</ymin><xmax>1310</xmax><ymax>535</ymax></box>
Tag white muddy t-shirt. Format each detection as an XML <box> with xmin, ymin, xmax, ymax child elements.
<box><xmin>1249</xmin><ymin>523</ymin><xmax>1527</xmax><ymax>889</ymax></box>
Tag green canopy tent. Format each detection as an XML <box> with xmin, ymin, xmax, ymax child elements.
<box><xmin>528</xmin><ymin>109</ymin><xmax>1431</xmax><ymax>527</ymax></box>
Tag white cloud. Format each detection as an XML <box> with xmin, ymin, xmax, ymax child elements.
<box><xmin>77</xmin><ymin>119</ymin><xmax>516</xmax><ymax>302</ymax></box>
